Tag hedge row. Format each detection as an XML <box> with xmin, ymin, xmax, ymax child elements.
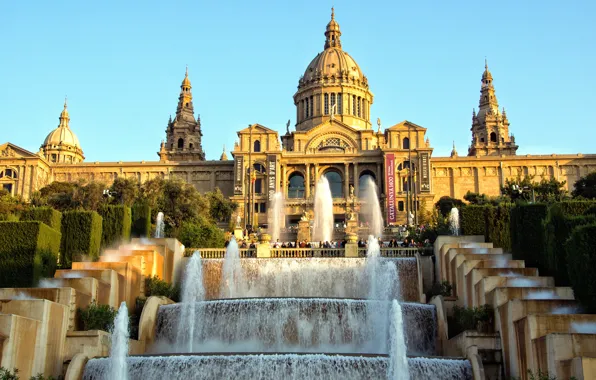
<box><xmin>60</xmin><ymin>210</ymin><xmax>102</xmax><ymax>267</ymax></box>
<box><xmin>98</xmin><ymin>205</ymin><xmax>131</xmax><ymax>248</ymax></box>
<box><xmin>20</xmin><ymin>207</ymin><xmax>62</xmax><ymax>231</ymax></box>
<box><xmin>565</xmin><ymin>223</ymin><xmax>596</xmax><ymax>313</ymax></box>
<box><xmin>460</xmin><ymin>206</ymin><xmax>487</xmax><ymax>236</ymax></box>
<box><xmin>0</xmin><ymin>221</ymin><xmax>60</xmax><ymax>287</ymax></box>
<box><xmin>131</xmin><ymin>204</ymin><xmax>151</xmax><ymax>238</ymax></box>
<box><xmin>510</xmin><ymin>203</ymin><xmax>549</xmax><ymax>269</ymax></box>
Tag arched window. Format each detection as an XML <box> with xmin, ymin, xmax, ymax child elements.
<box><xmin>337</xmin><ymin>93</ymin><xmax>342</xmax><ymax>114</ymax></box>
<box><xmin>501</xmin><ymin>137</ymin><xmax>505</xmax><ymax>143</ymax></box>
<box><xmin>324</xmin><ymin>93</ymin><xmax>329</xmax><ymax>115</ymax></box>
<box><xmin>253</xmin><ymin>140</ymin><xmax>261</xmax><ymax>152</ymax></box>
<box><xmin>177</xmin><ymin>138</ymin><xmax>184</xmax><ymax>149</ymax></box>
<box><xmin>490</xmin><ymin>132</ymin><xmax>497</xmax><ymax>142</ymax></box>
<box><xmin>253</xmin><ymin>163</ymin><xmax>265</xmax><ymax>173</ymax></box>
<box><xmin>255</xmin><ymin>178</ymin><xmax>263</xmax><ymax>194</ymax></box>
<box><xmin>189</xmin><ymin>143</ymin><xmax>194</xmax><ymax>150</ymax></box>
<box><xmin>305</xmin><ymin>99</ymin><xmax>309</xmax><ymax>119</ymax></box>
<box><xmin>330</xmin><ymin>93</ymin><xmax>336</xmax><ymax>113</ymax></box>
<box><xmin>288</xmin><ymin>172</ymin><xmax>305</xmax><ymax>198</ymax></box>
<box><xmin>309</xmin><ymin>96</ymin><xmax>314</xmax><ymax>117</ymax></box>
<box><xmin>402</xmin><ymin>137</ymin><xmax>410</xmax><ymax>150</ymax></box>
<box><xmin>358</xmin><ymin>171</ymin><xmax>376</xmax><ymax>197</ymax></box>
<box><xmin>324</xmin><ymin>171</ymin><xmax>343</xmax><ymax>198</ymax></box>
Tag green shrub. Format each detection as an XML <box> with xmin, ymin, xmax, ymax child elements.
<box><xmin>0</xmin><ymin>367</ymin><xmax>19</xmax><ymax>380</ymax></box>
<box><xmin>78</xmin><ymin>302</ymin><xmax>117</xmax><ymax>331</ymax></box>
<box><xmin>453</xmin><ymin>304</ymin><xmax>494</xmax><ymax>334</ymax></box>
<box><xmin>0</xmin><ymin>221</ymin><xmax>60</xmax><ymax>287</ymax></box>
<box><xmin>131</xmin><ymin>204</ymin><xmax>151</xmax><ymax>238</ymax></box>
<box><xmin>179</xmin><ymin>218</ymin><xmax>225</xmax><ymax>249</ymax></box>
<box><xmin>0</xmin><ymin>213</ymin><xmax>19</xmax><ymax>222</ymax></box>
<box><xmin>460</xmin><ymin>205</ymin><xmax>488</xmax><ymax>236</ymax></box>
<box><xmin>510</xmin><ymin>203</ymin><xmax>548</xmax><ymax>268</ymax></box>
<box><xmin>565</xmin><ymin>223</ymin><xmax>596</xmax><ymax>313</ymax></box>
<box><xmin>486</xmin><ymin>204</ymin><xmax>512</xmax><ymax>251</ymax></box>
<box><xmin>98</xmin><ymin>205</ymin><xmax>132</xmax><ymax>248</ymax></box>
<box><xmin>60</xmin><ymin>211</ymin><xmax>102</xmax><ymax>267</ymax></box>
<box><xmin>145</xmin><ymin>276</ymin><xmax>180</xmax><ymax>301</ymax></box>
<box><xmin>428</xmin><ymin>281</ymin><xmax>452</xmax><ymax>298</ymax></box>
<box><xmin>543</xmin><ymin>204</ymin><xmax>596</xmax><ymax>285</ymax></box>
<box><xmin>558</xmin><ymin>200</ymin><xmax>596</xmax><ymax>216</ymax></box>
<box><xmin>20</xmin><ymin>207</ymin><xmax>62</xmax><ymax>231</ymax></box>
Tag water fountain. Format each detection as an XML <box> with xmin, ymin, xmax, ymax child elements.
<box><xmin>155</xmin><ymin>212</ymin><xmax>165</xmax><ymax>238</ymax></box>
<box><xmin>176</xmin><ymin>251</ymin><xmax>205</xmax><ymax>352</ymax></box>
<box><xmin>361</xmin><ymin>177</ymin><xmax>384</xmax><ymax>238</ymax></box>
<box><xmin>83</xmin><ymin>233</ymin><xmax>473</xmax><ymax>380</ymax></box>
<box><xmin>108</xmin><ymin>302</ymin><xmax>129</xmax><ymax>380</ymax></box>
<box><xmin>269</xmin><ymin>192</ymin><xmax>284</xmax><ymax>244</ymax></box>
<box><xmin>313</xmin><ymin>176</ymin><xmax>334</xmax><ymax>242</ymax></box>
<box><xmin>448</xmin><ymin>207</ymin><xmax>460</xmax><ymax>236</ymax></box>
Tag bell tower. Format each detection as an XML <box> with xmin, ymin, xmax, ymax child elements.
<box><xmin>159</xmin><ymin>67</ymin><xmax>206</xmax><ymax>162</ymax></box>
<box><xmin>468</xmin><ymin>61</ymin><xmax>518</xmax><ymax>156</ymax></box>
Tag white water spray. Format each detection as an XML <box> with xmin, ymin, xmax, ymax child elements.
<box><xmin>155</xmin><ymin>212</ymin><xmax>165</xmax><ymax>238</ymax></box>
<box><xmin>313</xmin><ymin>176</ymin><xmax>334</xmax><ymax>243</ymax></box>
<box><xmin>388</xmin><ymin>300</ymin><xmax>410</xmax><ymax>380</ymax></box>
<box><xmin>448</xmin><ymin>207</ymin><xmax>459</xmax><ymax>236</ymax></box>
<box><xmin>366</xmin><ymin>235</ymin><xmax>381</xmax><ymax>300</ymax></box>
<box><xmin>361</xmin><ymin>177</ymin><xmax>384</xmax><ymax>238</ymax></box>
<box><xmin>110</xmin><ymin>302</ymin><xmax>129</xmax><ymax>380</ymax></box>
<box><xmin>269</xmin><ymin>192</ymin><xmax>284</xmax><ymax>244</ymax></box>
<box><xmin>177</xmin><ymin>251</ymin><xmax>205</xmax><ymax>352</ymax></box>
<box><xmin>220</xmin><ymin>237</ymin><xmax>245</xmax><ymax>298</ymax></box>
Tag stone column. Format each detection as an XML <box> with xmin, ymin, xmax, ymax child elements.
<box><xmin>305</xmin><ymin>163</ymin><xmax>311</xmax><ymax>198</ymax></box>
<box><xmin>344</xmin><ymin>163</ymin><xmax>350</xmax><ymax>200</ymax></box>
<box><xmin>353</xmin><ymin>163</ymin><xmax>359</xmax><ymax>198</ymax></box>
<box><xmin>376</xmin><ymin>163</ymin><xmax>382</xmax><ymax>192</ymax></box>
<box><xmin>281</xmin><ymin>165</ymin><xmax>287</xmax><ymax>198</ymax></box>
<box><xmin>314</xmin><ymin>164</ymin><xmax>319</xmax><ymax>183</ymax></box>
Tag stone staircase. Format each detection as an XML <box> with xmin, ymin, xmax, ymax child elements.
<box><xmin>0</xmin><ymin>238</ymin><xmax>183</xmax><ymax>379</ymax></box>
<box><xmin>434</xmin><ymin>235</ymin><xmax>596</xmax><ymax>380</ymax></box>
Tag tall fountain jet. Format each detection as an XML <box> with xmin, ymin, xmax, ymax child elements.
<box><xmin>361</xmin><ymin>177</ymin><xmax>384</xmax><ymax>238</ymax></box>
<box><xmin>220</xmin><ymin>237</ymin><xmax>245</xmax><ymax>298</ymax></box>
<box><xmin>110</xmin><ymin>302</ymin><xmax>129</xmax><ymax>380</ymax></box>
<box><xmin>389</xmin><ymin>300</ymin><xmax>410</xmax><ymax>380</ymax></box>
<box><xmin>313</xmin><ymin>176</ymin><xmax>334</xmax><ymax>242</ymax></box>
<box><xmin>155</xmin><ymin>212</ymin><xmax>165</xmax><ymax>238</ymax></box>
<box><xmin>177</xmin><ymin>251</ymin><xmax>205</xmax><ymax>352</ymax></box>
<box><xmin>448</xmin><ymin>207</ymin><xmax>460</xmax><ymax>236</ymax></box>
<box><xmin>269</xmin><ymin>192</ymin><xmax>284</xmax><ymax>244</ymax></box>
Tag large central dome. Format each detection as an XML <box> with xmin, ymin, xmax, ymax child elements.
<box><xmin>294</xmin><ymin>9</ymin><xmax>374</xmax><ymax>131</ymax></box>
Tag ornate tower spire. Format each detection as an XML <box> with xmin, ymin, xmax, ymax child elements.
<box><xmin>451</xmin><ymin>141</ymin><xmax>458</xmax><ymax>158</ymax></box>
<box><xmin>468</xmin><ymin>60</ymin><xmax>518</xmax><ymax>157</ymax></box>
<box><xmin>59</xmin><ymin>96</ymin><xmax>70</xmax><ymax>128</ymax></box>
<box><xmin>324</xmin><ymin>7</ymin><xmax>342</xmax><ymax>49</ymax></box>
<box><xmin>176</xmin><ymin>66</ymin><xmax>195</xmax><ymax>121</ymax></box>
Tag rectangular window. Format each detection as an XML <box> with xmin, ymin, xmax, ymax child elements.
<box><xmin>330</xmin><ymin>93</ymin><xmax>336</xmax><ymax>110</ymax></box>
<box><xmin>310</xmin><ymin>96</ymin><xmax>314</xmax><ymax>116</ymax></box>
<box><xmin>260</xmin><ymin>203</ymin><xmax>266</xmax><ymax>213</ymax></box>
<box><xmin>398</xmin><ymin>201</ymin><xmax>404</xmax><ymax>211</ymax></box>
<box><xmin>352</xmin><ymin>95</ymin><xmax>356</xmax><ymax>115</ymax></box>
<box><xmin>337</xmin><ymin>94</ymin><xmax>342</xmax><ymax>114</ymax></box>
<box><xmin>304</xmin><ymin>99</ymin><xmax>309</xmax><ymax>119</ymax></box>
<box><xmin>357</xmin><ymin>97</ymin><xmax>361</xmax><ymax>117</ymax></box>
<box><xmin>324</xmin><ymin>94</ymin><xmax>329</xmax><ymax>115</ymax></box>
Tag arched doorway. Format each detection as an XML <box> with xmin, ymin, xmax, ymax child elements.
<box><xmin>287</xmin><ymin>172</ymin><xmax>305</xmax><ymax>198</ymax></box>
<box><xmin>358</xmin><ymin>170</ymin><xmax>376</xmax><ymax>197</ymax></box>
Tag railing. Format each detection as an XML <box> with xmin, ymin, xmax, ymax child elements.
<box><xmin>271</xmin><ymin>248</ymin><xmax>345</xmax><ymax>258</ymax></box>
<box><xmin>357</xmin><ymin>247</ymin><xmax>431</xmax><ymax>257</ymax></box>
<box><xmin>184</xmin><ymin>248</ymin><xmax>256</xmax><ymax>258</ymax></box>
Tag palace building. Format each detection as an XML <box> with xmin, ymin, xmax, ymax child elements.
<box><xmin>1</xmin><ymin>9</ymin><xmax>595</xmax><ymax>227</ymax></box>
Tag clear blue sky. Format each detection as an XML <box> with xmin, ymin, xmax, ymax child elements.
<box><xmin>1</xmin><ymin>1</ymin><xmax>594</xmax><ymax>161</ymax></box>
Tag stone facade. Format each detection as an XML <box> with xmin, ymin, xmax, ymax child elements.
<box><xmin>2</xmin><ymin>10</ymin><xmax>595</xmax><ymax>226</ymax></box>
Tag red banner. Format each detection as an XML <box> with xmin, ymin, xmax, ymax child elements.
<box><xmin>385</xmin><ymin>153</ymin><xmax>396</xmax><ymax>223</ymax></box>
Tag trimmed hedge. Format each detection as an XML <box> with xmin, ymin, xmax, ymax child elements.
<box><xmin>510</xmin><ymin>203</ymin><xmax>549</xmax><ymax>269</ymax></box>
<box><xmin>460</xmin><ymin>205</ymin><xmax>487</xmax><ymax>236</ymax></box>
<box><xmin>0</xmin><ymin>221</ymin><xmax>60</xmax><ymax>287</ymax></box>
<box><xmin>565</xmin><ymin>223</ymin><xmax>596</xmax><ymax>313</ymax></box>
<box><xmin>60</xmin><ymin>211</ymin><xmax>102</xmax><ymax>267</ymax></box>
<box><xmin>20</xmin><ymin>207</ymin><xmax>62</xmax><ymax>231</ymax></box>
<box><xmin>486</xmin><ymin>204</ymin><xmax>512</xmax><ymax>252</ymax></box>
<box><xmin>131</xmin><ymin>204</ymin><xmax>151</xmax><ymax>238</ymax></box>
<box><xmin>98</xmin><ymin>205</ymin><xmax>132</xmax><ymax>248</ymax></box>
<box><xmin>558</xmin><ymin>200</ymin><xmax>596</xmax><ymax>216</ymax></box>
<box><xmin>543</xmin><ymin>205</ymin><xmax>596</xmax><ymax>285</ymax></box>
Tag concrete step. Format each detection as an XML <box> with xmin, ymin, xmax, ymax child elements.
<box><xmin>487</xmin><ymin>286</ymin><xmax>575</xmax><ymax>309</ymax></box>
<box><xmin>473</xmin><ymin>276</ymin><xmax>555</xmax><ymax>307</ymax></box>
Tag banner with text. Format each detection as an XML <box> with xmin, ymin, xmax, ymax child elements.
<box><xmin>385</xmin><ymin>153</ymin><xmax>397</xmax><ymax>223</ymax></box>
<box><xmin>420</xmin><ymin>152</ymin><xmax>431</xmax><ymax>193</ymax></box>
<box><xmin>267</xmin><ymin>155</ymin><xmax>277</xmax><ymax>201</ymax></box>
<box><xmin>234</xmin><ymin>156</ymin><xmax>244</xmax><ymax>195</ymax></box>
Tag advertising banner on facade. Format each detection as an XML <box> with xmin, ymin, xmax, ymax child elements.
<box><xmin>267</xmin><ymin>155</ymin><xmax>277</xmax><ymax>201</ymax></box>
<box><xmin>385</xmin><ymin>153</ymin><xmax>397</xmax><ymax>223</ymax></box>
<box><xmin>420</xmin><ymin>152</ymin><xmax>431</xmax><ymax>193</ymax></box>
<box><xmin>234</xmin><ymin>156</ymin><xmax>244</xmax><ymax>195</ymax></box>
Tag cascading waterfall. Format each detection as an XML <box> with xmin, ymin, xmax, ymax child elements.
<box><xmin>448</xmin><ymin>207</ymin><xmax>459</xmax><ymax>236</ymax></box>
<box><xmin>361</xmin><ymin>177</ymin><xmax>384</xmax><ymax>238</ymax></box>
<box><xmin>269</xmin><ymin>192</ymin><xmax>284</xmax><ymax>243</ymax></box>
<box><xmin>313</xmin><ymin>176</ymin><xmax>334</xmax><ymax>242</ymax></box>
<box><xmin>110</xmin><ymin>302</ymin><xmax>129</xmax><ymax>380</ymax></box>
<box><xmin>389</xmin><ymin>300</ymin><xmax>410</xmax><ymax>380</ymax></box>
<box><xmin>176</xmin><ymin>251</ymin><xmax>205</xmax><ymax>352</ymax></box>
<box><xmin>220</xmin><ymin>237</ymin><xmax>245</xmax><ymax>298</ymax></box>
<box><xmin>155</xmin><ymin>212</ymin><xmax>165</xmax><ymax>238</ymax></box>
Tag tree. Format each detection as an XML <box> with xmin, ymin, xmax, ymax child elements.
<box><xmin>435</xmin><ymin>196</ymin><xmax>464</xmax><ymax>217</ymax></box>
<box><xmin>502</xmin><ymin>175</ymin><xmax>567</xmax><ymax>203</ymax></box>
<box><xmin>464</xmin><ymin>191</ymin><xmax>489</xmax><ymax>205</ymax></box>
<box><xmin>502</xmin><ymin>175</ymin><xmax>536</xmax><ymax>202</ymax></box>
<box><xmin>0</xmin><ymin>189</ymin><xmax>26</xmax><ymax>216</ymax></box>
<box><xmin>534</xmin><ymin>177</ymin><xmax>567</xmax><ymax>202</ymax></box>
<box><xmin>572</xmin><ymin>172</ymin><xmax>596</xmax><ymax>199</ymax></box>
<box><xmin>109</xmin><ymin>177</ymin><xmax>139</xmax><ymax>206</ymax></box>
<box><xmin>206</xmin><ymin>188</ymin><xmax>238</xmax><ymax>223</ymax></box>
<box><xmin>178</xmin><ymin>217</ymin><xmax>225</xmax><ymax>248</ymax></box>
